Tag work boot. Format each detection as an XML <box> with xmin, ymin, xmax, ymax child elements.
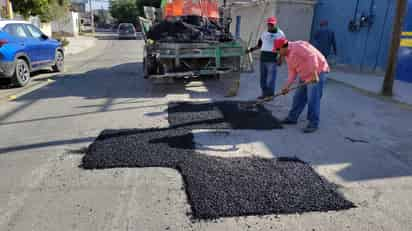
<box><xmin>257</xmin><ymin>95</ymin><xmax>266</xmax><ymax>100</ymax></box>
<box><xmin>281</xmin><ymin>118</ymin><xmax>297</xmax><ymax>125</ymax></box>
<box><xmin>303</xmin><ymin>125</ymin><xmax>318</xmax><ymax>133</ymax></box>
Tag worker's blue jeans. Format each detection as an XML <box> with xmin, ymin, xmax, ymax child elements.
<box><xmin>260</xmin><ymin>62</ymin><xmax>277</xmax><ymax>96</ymax></box>
<box><xmin>286</xmin><ymin>72</ymin><xmax>327</xmax><ymax>128</ymax></box>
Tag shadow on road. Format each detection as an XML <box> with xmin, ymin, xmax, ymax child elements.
<box><xmin>0</xmin><ymin>69</ymin><xmax>55</xmax><ymax>89</ymax></box>
<box><xmin>0</xmin><ymin>137</ymin><xmax>95</xmax><ymax>154</ymax></box>
<box><xmin>6</xmin><ymin>62</ymin><xmax>229</xmax><ymax>102</ymax></box>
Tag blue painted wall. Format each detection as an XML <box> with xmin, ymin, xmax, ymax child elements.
<box><xmin>396</xmin><ymin>0</ymin><xmax>412</xmax><ymax>83</ymax></box>
<box><xmin>311</xmin><ymin>0</ymin><xmax>396</xmax><ymax>72</ymax></box>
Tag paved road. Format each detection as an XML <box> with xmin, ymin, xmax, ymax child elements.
<box><xmin>1</xmin><ymin>33</ymin><xmax>412</xmax><ymax>230</ymax></box>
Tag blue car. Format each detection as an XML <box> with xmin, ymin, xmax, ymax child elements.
<box><xmin>0</xmin><ymin>20</ymin><xmax>64</xmax><ymax>87</ymax></box>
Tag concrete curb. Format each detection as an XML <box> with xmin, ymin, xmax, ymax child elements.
<box><xmin>329</xmin><ymin>78</ymin><xmax>412</xmax><ymax>111</ymax></box>
<box><xmin>64</xmin><ymin>36</ymin><xmax>97</xmax><ymax>56</ymax></box>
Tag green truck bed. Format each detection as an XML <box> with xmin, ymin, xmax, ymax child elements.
<box><xmin>144</xmin><ymin>41</ymin><xmax>244</xmax><ymax>79</ymax></box>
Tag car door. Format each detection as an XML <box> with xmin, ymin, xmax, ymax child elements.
<box><xmin>2</xmin><ymin>23</ymin><xmax>41</xmax><ymax>64</ymax></box>
<box><xmin>24</xmin><ymin>24</ymin><xmax>55</xmax><ymax>65</ymax></box>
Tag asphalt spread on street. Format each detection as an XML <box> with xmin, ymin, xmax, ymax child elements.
<box><xmin>168</xmin><ymin>101</ymin><xmax>283</xmax><ymax>130</ymax></box>
<box><xmin>81</xmin><ymin>101</ymin><xmax>354</xmax><ymax>219</ymax></box>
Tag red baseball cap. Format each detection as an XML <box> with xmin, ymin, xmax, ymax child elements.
<box><xmin>267</xmin><ymin>16</ymin><xmax>277</xmax><ymax>25</ymax></box>
<box><xmin>274</xmin><ymin>37</ymin><xmax>288</xmax><ymax>50</ymax></box>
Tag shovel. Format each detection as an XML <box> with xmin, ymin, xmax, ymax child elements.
<box><xmin>239</xmin><ymin>82</ymin><xmax>311</xmax><ymax>111</ymax></box>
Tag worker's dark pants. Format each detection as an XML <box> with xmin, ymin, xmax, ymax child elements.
<box><xmin>286</xmin><ymin>72</ymin><xmax>327</xmax><ymax>128</ymax></box>
<box><xmin>260</xmin><ymin>62</ymin><xmax>277</xmax><ymax>96</ymax></box>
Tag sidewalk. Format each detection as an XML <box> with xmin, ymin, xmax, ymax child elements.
<box><xmin>64</xmin><ymin>36</ymin><xmax>96</xmax><ymax>56</ymax></box>
<box><xmin>329</xmin><ymin>70</ymin><xmax>412</xmax><ymax>106</ymax></box>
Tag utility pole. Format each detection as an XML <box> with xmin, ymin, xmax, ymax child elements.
<box><xmin>382</xmin><ymin>0</ymin><xmax>408</xmax><ymax>96</ymax></box>
<box><xmin>90</xmin><ymin>0</ymin><xmax>95</xmax><ymax>33</ymax></box>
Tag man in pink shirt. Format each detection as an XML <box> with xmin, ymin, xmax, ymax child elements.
<box><xmin>274</xmin><ymin>38</ymin><xmax>330</xmax><ymax>133</ymax></box>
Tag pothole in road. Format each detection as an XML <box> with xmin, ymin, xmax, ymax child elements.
<box><xmin>81</xmin><ymin>101</ymin><xmax>355</xmax><ymax>219</ymax></box>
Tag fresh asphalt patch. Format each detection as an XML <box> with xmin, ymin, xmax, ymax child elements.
<box><xmin>168</xmin><ymin>101</ymin><xmax>283</xmax><ymax>130</ymax></box>
<box><xmin>81</xmin><ymin>101</ymin><xmax>354</xmax><ymax>219</ymax></box>
<box><xmin>180</xmin><ymin>155</ymin><xmax>355</xmax><ymax>219</ymax></box>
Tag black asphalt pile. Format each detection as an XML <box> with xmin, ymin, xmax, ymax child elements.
<box><xmin>180</xmin><ymin>155</ymin><xmax>355</xmax><ymax>219</ymax></box>
<box><xmin>81</xmin><ymin>100</ymin><xmax>354</xmax><ymax>219</ymax></box>
<box><xmin>82</xmin><ymin>128</ymin><xmax>194</xmax><ymax>169</ymax></box>
<box><xmin>82</xmin><ymin>133</ymin><xmax>354</xmax><ymax>219</ymax></box>
<box><xmin>168</xmin><ymin>101</ymin><xmax>283</xmax><ymax>130</ymax></box>
<box><xmin>146</xmin><ymin>16</ymin><xmax>230</xmax><ymax>43</ymax></box>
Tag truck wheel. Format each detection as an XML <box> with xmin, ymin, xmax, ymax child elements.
<box><xmin>12</xmin><ymin>59</ymin><xmax>31</xmax><ymax>87</ymax></box>
<box><xmin>143</xmin><ymin>58</ymin><xmax>149</xmax><ymax>79</ymax></box>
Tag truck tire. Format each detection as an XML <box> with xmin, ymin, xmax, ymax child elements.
<box><xmin>143</xmin><ymin>58</ymin><xmax>149</xmax><ymax>79</ymax></box>
<box><xmin>12</xmin><ymin>59</ymin><xmax>31</xmax><ymax>87</ymax></box>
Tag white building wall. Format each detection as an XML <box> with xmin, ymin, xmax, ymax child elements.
<box><xmin>52</xmin><ymin>12</ymin><xmax>80</xmax><ymax>37</ymax></box>
<box><xmin>275</xmin><ymin>0</ymin><xmax>315</xmax><ymax>41</ymax></box>
<box><xmin>229</xmin><ymin>0</ymin><xmax>315</xmax><ymax>45</ymax></box>
<box><xmin>230</xmin><ymin>1</ymin><xmax>278</xmax><ymax>46</ymax></box>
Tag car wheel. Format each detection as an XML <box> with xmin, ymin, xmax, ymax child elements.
<box><xmin>12</xmin><ymin>59</ymin><xmax>31</xmax><ymax>87</ymax></box>
<box><xmin>52</xmin><ymin>50</ymin><xmax>64</xmax><ymax>72</ymax></box>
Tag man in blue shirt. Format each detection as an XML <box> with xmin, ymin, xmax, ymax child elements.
<box><xmin>313</xmin><ymin>20</ymin><xmax>337</xmax><ymax>58</ymax></box>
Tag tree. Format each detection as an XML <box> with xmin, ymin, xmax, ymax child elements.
<box><xmin>110</xmin><ymin>0</ymin><xmax>140</xmax><ymax>23</ymax></box>
<box><xmin>12</xmin><ymin>0</ymin><xmax>70</xmax><ymax>22</ymax></box>
<box><xmin>109</xmin><ymin>0</ymin><xmax>161</xmax><ymax>23</ymax></box>
<box><xmin>12</xmin><ymin>0</ymin><xmax>48</xmax><ymax>19</ymax></box>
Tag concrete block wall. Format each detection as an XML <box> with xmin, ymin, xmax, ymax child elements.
<box><xmin>52</xmin><ymin>12</ymin><xmax>80</xmax><ymax>37</ymax></box>
<box><xmin>276</xmin><ymin>0</ymin><xmax>315</xmax><ymax>41</ymax></box>
<box><xmin>229</xmin><ymin>0</ymin><xmax>315</xmax><ymax>46</ymax></box>
<box><xmin>230</xmin><ymin>1</ymin><xmax>278</xmax><ymax>46</ymax></box>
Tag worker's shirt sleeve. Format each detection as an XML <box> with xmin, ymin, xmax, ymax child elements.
<box><xmin>287</xmin><ymin>65</ymin><xmax>298</xmax><ymax>85</ymax></box>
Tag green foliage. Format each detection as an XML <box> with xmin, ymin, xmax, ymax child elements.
<box><xmin>109</xmin><ymin>0</ymin><xmax>161</xmax><ymax>23</ymax></box>
<box><xmin>110</xmin><ymin>0</ymin><xmax>140</xmax><ymax>23</ymax></box>
<box><xmin>42</xmin><ymin>0</ymin><xmax>71</xmax><ymax>23</ymax></box>
<box><xmin>12</xmin><ymin>0</ymin><xmax>70</xmax><ymax>22</ymax></box>
<box><xmin>12</xmin><ymin>0</ymin><xmax>48</xmax><ymax>19</ymax></box>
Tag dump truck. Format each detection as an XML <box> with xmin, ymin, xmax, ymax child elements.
<box><xmin>140</xmin><ymin>0</ymin><xmax>245</xmax><ymax>96</ymax></box>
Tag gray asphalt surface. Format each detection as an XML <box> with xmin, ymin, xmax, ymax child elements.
<box><xmin>1</xmin><ymin>32</ymin><xmax>412</xmax><ymax>230</ymax></box>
